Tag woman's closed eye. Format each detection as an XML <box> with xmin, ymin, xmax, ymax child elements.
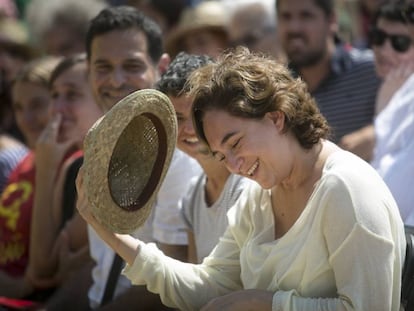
<box><xmin>213</xmin><ymin>151</ymin><xmax>225</xmax><ymax>162</ymax></box>
<box><xmin>231</xmin><ymin>137</ymin><xmax>241</xmax><ymax>150</ymax></box>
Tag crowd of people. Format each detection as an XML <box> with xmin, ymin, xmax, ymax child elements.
<box><xmin>0</xmin><ymin>0</ymin><xmax>413</xmax><ymax>310</ymax></box>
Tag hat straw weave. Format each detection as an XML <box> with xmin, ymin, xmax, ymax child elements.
<box><xmin>83</xmin><ymin>89</ymin><xmax>177</xmax><ymax>234</ymax></box>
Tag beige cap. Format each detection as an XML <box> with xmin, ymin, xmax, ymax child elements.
<box><xmin>165</xmin><ymin>1</ymin><xmax>229</xmax><ymax>58</ymax></box>
<box><xmin>0</xmin><ymin>17</ymin><xmax>38</xmax><ymax>59</ymax></box>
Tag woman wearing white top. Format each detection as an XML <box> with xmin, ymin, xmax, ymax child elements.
<box><xmin>76</xmin><ymin>48</ymin><xmax>405</xmax><ymax>311</ymax></box>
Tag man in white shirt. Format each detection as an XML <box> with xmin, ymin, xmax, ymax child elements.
<box><xmin>85</xmin><ymin>6</ymin><xmax>201</xmax><ymax>310</ymax></box>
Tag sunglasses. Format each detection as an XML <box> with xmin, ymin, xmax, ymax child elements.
<box><xmin>369</xmin><ymin>28</ymin><xmax>413</xmax><ymax>53</ymax></box>
<box><xmin>403</xmin><ymin>3</ymin><xmax>414</xmax><ymax>24</ymax></box>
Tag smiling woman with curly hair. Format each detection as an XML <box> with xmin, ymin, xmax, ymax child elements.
<box><xmin>76</xmin><ymin>47</ymin><xmax>405</xmax><ymax>311</ymax></box>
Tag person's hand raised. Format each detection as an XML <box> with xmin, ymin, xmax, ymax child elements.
<box><xmin>376</xmin><ymin>61</ymin><xmax>414</xmax><ymax>114</ymax></box>
<box><xmin>35</xmin><ymin>113</ymin><xmax>77</xmax><ymax>172</ymax></box>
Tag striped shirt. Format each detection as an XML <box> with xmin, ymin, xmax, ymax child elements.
<box><xmin>291</xmin><ymin>45</ymin><xmax>380</xmax><ymax>143</ymax></box>
<box><xmin>0</xmin><ymin>145</ymin><xmax>28</xmax><ymax>193</ymax></box>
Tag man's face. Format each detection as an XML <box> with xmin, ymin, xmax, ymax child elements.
<box><xmin>277</xmin><ymin>0</ymin><xmax>335</xmax><ymax>68</ymax></box>
<box><xmin>88</xmin><ymin>28</ymin><xmax>159</xmax><ymax>112</ymax></box>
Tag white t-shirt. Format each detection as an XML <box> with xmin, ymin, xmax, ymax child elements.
<box><xmin>371</xmin><ymin>73</ymin><xmax>414</xmax><ymax>226</ymax></box>
<box><xmin>181</xmin><ymin>173</ymin><xmax>252</xmax><ymax>262</ymax></box>
<box><xmin>124</xmin><ymin>151</ymin><xmax>405</xmax><ymax>311</ymax></box>
<box><xmin>88</xmin><ymin>149</ymin><xmax>201</xmax><ymax>308</ymax></box>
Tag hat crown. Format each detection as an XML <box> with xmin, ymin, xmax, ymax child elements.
<box><xmin>0</xmin><ymin>17</ymin><xmax>29</xmax><ymax>45</ymax></box>
<box><xmin>83</xmin><ymin>89</ymin><xmax>177</xmax><ymax>234</ymax></box>
<box><xmin>178</xmin><ymin>1</ymin><xmax>228</xmax><ymax>30</ymax></box>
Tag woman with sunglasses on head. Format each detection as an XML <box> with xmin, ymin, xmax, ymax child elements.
<box><xmin>371</xmin><ymin>1</ymin><xmax>414</xmax><ymax>228</ymax></box>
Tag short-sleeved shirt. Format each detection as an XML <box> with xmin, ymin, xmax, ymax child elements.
<box><xmin>0</xmin><ymin>145</ymin><xmax>28</xmax><ymax>193</ymax></box>
<box><xmin>181</xmin><ymin>173</ymin><xmax>251</xmax><ymax>262</ymax></box>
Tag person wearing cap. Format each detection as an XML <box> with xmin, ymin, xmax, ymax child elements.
<box><xmin>370</xmin><ymin>1</ymin><xmax>414</xmax><ymax>227</ymax></box>
<box><xmin>276</xmin><ymin>0</ymin><xmax>380</xmax><ymax>161</ymax></box>
<box><xmin>83</xmin><ymin>6</ymin><xmax>201</xmax><ymax>310</ymax></box>
<box><xmin>156</xmin><ymin>52</ymin><xmax>254</xmax><ymax>264</ymax></box>
<box><xmin>76</xmin><ymin>47</ymin><xmax>405</xmax><ymax>311</ymax></box>
<box><xmin>164</xmin><ymin>0</ymin><xmax>230</xmax><ymax>59</ymax></box>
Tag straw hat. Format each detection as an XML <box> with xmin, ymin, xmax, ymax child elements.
<box><xmin>165</xmin><ymin>0</ymin><xmax>229</xmax><ymax>58</ymax></box>
<box><xmin>83</xmin><ymin>89</ymin><xmax>177</xmax><ymax>234</ymax></box>
<box><xmin>0</xmin><ymin>17</ymin><xmax>39</xmax><ymax>59</ymax></box>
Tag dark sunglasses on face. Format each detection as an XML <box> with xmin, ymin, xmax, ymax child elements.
<box><xmin>403</xmin><ymin>3</ymin><xmax>414</xmax><ymax>24</ymax></box>
<box><xmin>369</xmin><ymin>28</ymin><xmax>413</xmax><ymax>53</ymax></box>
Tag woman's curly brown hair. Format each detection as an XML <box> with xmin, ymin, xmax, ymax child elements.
<box><xmin>188</xmin><ymin>47</ymin><xmax>330</xmax><ymax>150</ymax></box>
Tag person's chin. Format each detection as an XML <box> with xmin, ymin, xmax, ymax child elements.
<box><xmin>179</xmin><ymin>147</ymin><xmax>198</xmax><ymax>160</ymax></box>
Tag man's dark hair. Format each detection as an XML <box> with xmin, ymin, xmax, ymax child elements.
<box><xmin>276</xmin><ymin>0</ymin><xmax>334</xmax><ymax>16</ymax></box>
<box><xmin>86</xmin><ymin>5</ymin><xmax>163</xmax><ymax>64</ymax></box>
<box><xmin>49</xmin><ymin>53</ymin><xmax>87</xmax><ymax>88</ymax></box>
<box><xmin>372</xmin><ymin>2</ymin><xmax>407</xmax><ymax>26</ymax></box>
<box><xmin>156</xmin><ymin>52</ymin><xmax>213</xmax><ymax>97</ymax></box>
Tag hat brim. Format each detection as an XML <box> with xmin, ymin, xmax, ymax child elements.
<box><xmin>165</xmin><ymin>25</ymin><xmax>228</xmax><ymax>58</ymax></box>
<box><xmin>83</xmin><ymin>89</ymin><xmax>177</xmax><ymax>234</ymax></box>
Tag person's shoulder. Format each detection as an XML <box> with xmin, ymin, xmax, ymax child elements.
<box><xmin>9</xmin><ymin>151</ymin><xmax>35</xmax><ymax>178</ymax></box>
<box><xmin>320</xmin><ymin>150</ymin><xmax>392</xmax><ymax>198</ymax></box>
<box><xmin>226</xmin><ymin>174</ymin><xmax>255</xmax><ymax>197</ymax></box>
<box><xmin>170</xmin><ymin>149</ymin><xmax>201</xmax><ymax>172</ymax></box>
<box><xmin>323</xmin><ymin>150</ymin><xmax>375</xmax><ymax>179</ymax></box>
<box><xmin>346</xmin><ymin>47</ymin><xmax>377</xmax><ymax>69</ymax></box>
<box><xmin>333</xmin><ymin>45</ymin><xmax>377</xmax><ymax>78</ymax></box>
<box><xmin>0</xmin><ymin>144</ymin><xmax>28</xmax><ymax>164</ymax></box>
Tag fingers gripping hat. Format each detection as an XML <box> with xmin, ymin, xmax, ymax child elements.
<box><xmin>83</xmin><ymin>89</ymin><xmax>177</xmax><ymax>234</ymax></box>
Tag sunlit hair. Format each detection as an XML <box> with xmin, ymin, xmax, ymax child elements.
<box><xmin>189</xmin><ymin>47</ymin><xmax>330</xmax><ymax>151</ymax></box>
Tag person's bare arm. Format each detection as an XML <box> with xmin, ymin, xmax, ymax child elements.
<box><xmin>375</xmin><ymin>62</ymin><xmax>414</xmax><ymax>114</ymax></box>
<box><xmin>76</xmin><ymin>166</ymin><xmax>141</xmax><ymax>266</ymax></box>
<box><xmin>0</xmin><ymin>271</ymin><xmax>32</xmax><ymax>298</ymax></box>
<box><xmin>29</xmin><ymin>115</ymin><xmax>77</xmax><ymax>278</ymax></box>
<box><xmin>187</xmin><ymin>230</ymin><xmax>198</xmax><ymax>264</ymax></box>
<box><xmin>338</xmin><ymin>124</ymin><xmax>375</xmax><ymax>161</ymax></box>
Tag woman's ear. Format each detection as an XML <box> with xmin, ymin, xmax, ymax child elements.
<box><xmin>267</xmin><ymin>111</ymin><xmax>285</xmax><ymax>131</ymax></box>
<box><xmin>158</xmin><ymin>53</ymin><xmax>171</xmax><ymax>75</ymax></box>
